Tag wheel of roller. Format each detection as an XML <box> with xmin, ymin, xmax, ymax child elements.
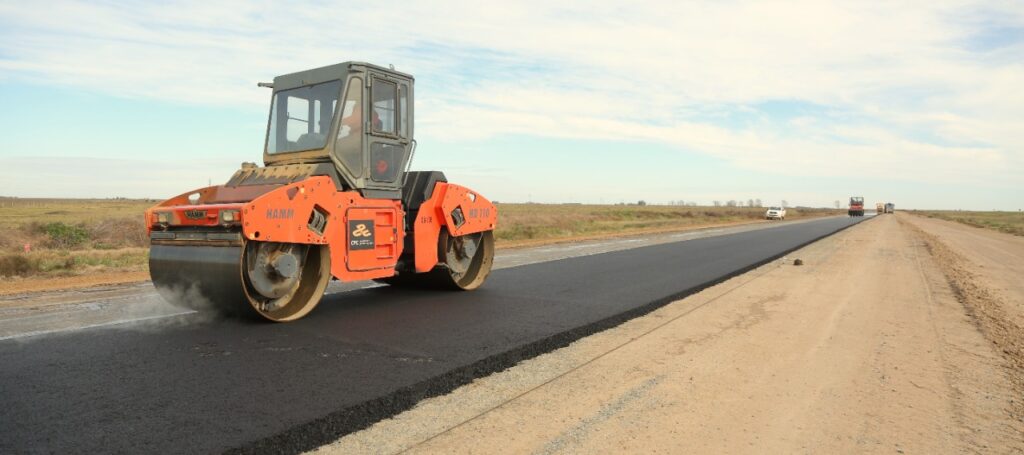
<box><xmin>374</xmin><ymin>230</ymin><xmax>495</xmax><ymax>290</ymax></box>
<box><xmin>426</xmin><ymin>230</ymin><xmax>495</xmax><ymax>290</ymax></box>
<box><xmin>442</xmin><ymin>230</ymin><xmax>494</xmax><ymax>289</ymax></box>
<box><xmin>241</xmin><ymin>241</ymin><xmax>331</xmax><ymax>322</ymax></box>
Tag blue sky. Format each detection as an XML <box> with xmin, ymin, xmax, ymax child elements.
<box><xmin>1</xmin><ymin>1</ymin><xmax>1022</xmax><ymax>210</ymax></box>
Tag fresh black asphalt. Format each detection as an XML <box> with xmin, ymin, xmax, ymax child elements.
<box><xmin>0</xmin><ymin>216</ymin><xmax>865</xmax><ymax>454</ymax></box>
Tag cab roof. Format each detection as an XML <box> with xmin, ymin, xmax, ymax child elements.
<box><xmin>271</xmin><ymin>61</ymin><xmax>414</xmax><ymax>91</ymax></box>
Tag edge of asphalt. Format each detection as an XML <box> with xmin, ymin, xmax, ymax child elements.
<box><xmin>228</xmin><ymin>216</ymin><xmax>873</xmax><ymax>455</ymax></box>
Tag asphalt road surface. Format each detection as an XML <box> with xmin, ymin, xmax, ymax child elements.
<box><xmin>0</xmin><ymin>216</ymin><xmax>865</xmax><ymax>454</ymax></box>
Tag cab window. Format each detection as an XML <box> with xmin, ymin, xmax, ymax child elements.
<box><xmin>334</xmin><ymin>77</ymin><xmax>363</xmax><ymax>177</ymax></box>
<box><xmin>266</xmin><ymin>80</ymin><xmax>341</xmax><ymax>154</ymax></box>
<box><xmin>371</xmin><ymin>78</ymin><xmax>398</xmax><ymax>135</ymax></box>
<box><xmin>399</xmin><ymin>82</ymin><xmax>409</xmax><ymax>138</ymax></box>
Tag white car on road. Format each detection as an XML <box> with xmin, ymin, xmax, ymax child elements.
<box><xmin>765</xmin><ymin>207</ymin><xmax>787</xmax><ymax>220</ymax></box>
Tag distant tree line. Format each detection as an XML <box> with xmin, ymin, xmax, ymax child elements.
<box><xmin>710</xmin><ymin>199</ymin><xmax>768</xmax><ymax>208</ymax></box>
<box><xmin>608</xmin><ymin>198</ymin><xmax>807</xmax><ymax>208</ymax></box>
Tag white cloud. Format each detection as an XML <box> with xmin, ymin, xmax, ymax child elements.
<box><xmin>0</xmin><ymin>0</ymin><xmax>1021</xmax><ymax>204</ymax></box>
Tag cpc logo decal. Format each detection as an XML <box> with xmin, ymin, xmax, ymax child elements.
<box><xmin>348</xmin><ymin>220</ymin><xmax>375</xmax><ymax>250</ymax></box>
<box><xmin>352</xmin><ymin>224</ymin><xmax>372</xmax><ymax>237</ymax></box>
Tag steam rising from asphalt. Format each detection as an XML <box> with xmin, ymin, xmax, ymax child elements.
<box><xmin>0</xmin><ymin>279</ymin><xmax>400</xmax><ymax>344</ymax></box>
<box><xmin>121</xmin><ymin>275</ymin><xmax>264</xmax><ymax>333</ymax></box>
<box><xmin>0</xmin><ymin>282</ymin><xmax>222</xmax><ymax>343</ymax></box>
<box><xmin>152</xmin><ymin>280</ymin><xmax>218</xmax><ymax>316</ymax></box>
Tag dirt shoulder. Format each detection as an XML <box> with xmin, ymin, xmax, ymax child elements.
<box><xmin>900</xmin><ymin>213</ymin><xmax>1024</xmax><ymax>330</ymax></box>
<box><xmin>314</xmin><ymin>215</ymin><xmax>1023</xmax><ymax>454</ymax></box>
<box><xmin>900</xmin><ymin>213</ymin><xmax>1024</xmax><ymax>422</ymax></box>
<box><xmin>0</xmin><ymin>271</ymin><xmax>150</xmax><ymax>297</ymax></box>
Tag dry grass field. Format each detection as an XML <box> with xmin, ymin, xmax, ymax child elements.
<box><xmin>0</xmin><ymin>197</ymin><xmax>155</xmax><ymax>230</ymax></box>
<box><xmin>495</xmin><ymin>204</ymin><xmax>838</xmax><ymax>245</ymax></box>
<box><xmin>912</xmin><ymin>209</ymin><xmax>1024</xmax><ymax>237</ymax></box>
<box><xmin>0</xmin><ymin>198</ymin><xmax>153</xmax><ymax>279</ymax></box>
<box><xmin>0</xmin><ymin>197</ymin><xmax>840</xmax><ymax>282</ymax></box>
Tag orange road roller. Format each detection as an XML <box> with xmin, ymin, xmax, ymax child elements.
<box><xmin>146</xmin><ymin>62</ymin><xmax>497</xmax><ymax>321</ymax></box>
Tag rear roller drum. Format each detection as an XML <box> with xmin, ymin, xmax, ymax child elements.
<box><xmin>440</xmin><ymin>230</ymin><xmax>494</xmax><ymax>289</ymax></box>
<box><xmin>380</xmin><ymin>230</ymin><xmax>494</xmax><ymax>290</ymax></box>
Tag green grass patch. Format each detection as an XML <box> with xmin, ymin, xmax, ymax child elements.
<box><xmin>38</xmin><ymin>222</ymin><xmax>91</xmax><ymax>249</ymax></box>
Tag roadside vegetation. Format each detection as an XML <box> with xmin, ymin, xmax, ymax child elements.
<box><xmin>912</xmin><ymin>210</ymin><xmax>1024</xmax><ymax>237</ymax></box>
<box><xmin>0</xmin><ymin>198</ymin><xmax>152</xmax><ymax>279</ymax></box>
<box><xmin>0</xmin><ymin>197</ymin><xmax>841</xmax><ymax>281</ymax></box>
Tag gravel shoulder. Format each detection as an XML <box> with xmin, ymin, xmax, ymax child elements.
<box><xmin>314</xmin><ymin>214</ymin><xmax>1023</xmax><ymax>454</ymax></box>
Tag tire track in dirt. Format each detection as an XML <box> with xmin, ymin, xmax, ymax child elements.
<box><xmin>901</xmin><ymin>216</ymin><xmax>1024</xmax><ymax>431</ymax></box>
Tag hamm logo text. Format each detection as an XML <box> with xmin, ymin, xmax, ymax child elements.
<box><xmin>266</xmin><ymin>208</ymin><xmax>294</xmax><ymax>219</ymax></box>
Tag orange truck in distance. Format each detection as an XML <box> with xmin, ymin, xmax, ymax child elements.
<box><xmin>848</xmin><ymin>196</ymin><xmax>865</xmax><ymax>217</ymax></box>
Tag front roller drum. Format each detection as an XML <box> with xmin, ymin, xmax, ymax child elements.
<box><xmin>150</xmin><ymin>244</ymin><xmax>250</xmax><ymax>316</ymax></box>
<box><xmin>241</xmin><ymin>242</ymin><xmax>331</xmax><ymax>322</ymax></box>
<box><xmin>150</xmin><ymin>242</ymin><xmax>331</xmax><ymax>322</ymax></box>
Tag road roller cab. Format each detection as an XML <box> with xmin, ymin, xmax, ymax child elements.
<box><xmin>147</xmin><ymin>62</ymin><xmax>497</xmax><ymax>322</ymax></box>
<box><xmin>261</xmin><ymin>62</ymin><xmax>414</xmax><ymax>195</ymax></box>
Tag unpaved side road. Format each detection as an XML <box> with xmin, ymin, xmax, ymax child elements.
<box><xmin>901</xmin><ymin>213</ymin><xmax>1024</xmax><ymax>332</ymax></box>
<box><xmin>901</xmin><ymin>213</ymin><xmax>1024</xmax><ymax>425</ymax></box>
<box><xmin>315</xmin><ymin>214</ymin><xmax>1023</xmax><ymax>453</ymax></box>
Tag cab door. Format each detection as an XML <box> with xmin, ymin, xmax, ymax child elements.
<box><xmin>366</xmin><ymin>73</ymin><xmax>410</xmax><ymax>190</ymax></box>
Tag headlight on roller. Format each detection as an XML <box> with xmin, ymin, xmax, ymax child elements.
<box><xmin>220</xmin><ymin>209</ymin><xmax>240</xmax><ymax>224</ymax></box>
<box><xmin>156</xmin><ymin>212</ymin><xmax>171</xmax><ymax>224</ymax></box>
